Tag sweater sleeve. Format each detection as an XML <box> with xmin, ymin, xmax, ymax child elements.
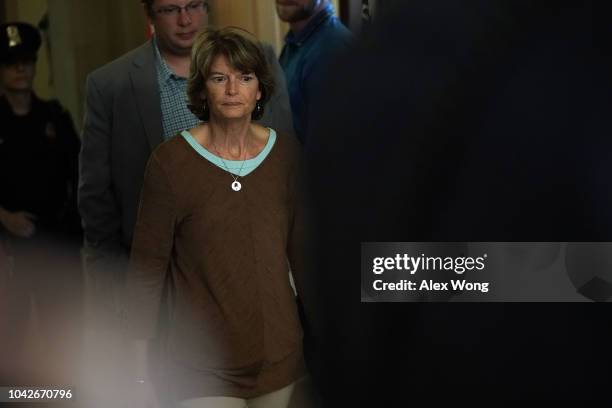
<box><xmin>126</xmin><ymin>153</ymin><xmax>176</xmax><ymax>339</ymax></box>
<box><xmin>285</xmin><ymin>135</ymin><xmax>303</xmax><ymax>284</ymax></box>
<box><xmin>286</xmin><ymin>168</ymin><xmax>303</xmax><ymax>290</ymax></box>
<box><xmin>286</xmin><ymin>148</ymin><xmax>315</xmax><ymax>328</ymax></box>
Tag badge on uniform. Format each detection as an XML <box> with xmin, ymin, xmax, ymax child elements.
<box><xmin>45</xmin><ymin>122</ymin><xmax>56</xmax><ymax>140</ymax></box>
<box><xmin>7</xmin><ymin>25</ymin><xmax>22</xmax><ymax>48</ymax></box>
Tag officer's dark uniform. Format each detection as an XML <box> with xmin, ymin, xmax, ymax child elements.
<box><xmin>0</xmin><ymin>94</ymin><xmax>81</xmax><ymax>240</ymax></box>
<box><xmin>0</xmin><ymin>22</ymin><xmax>82</xmax><ymax>387</ymax></box>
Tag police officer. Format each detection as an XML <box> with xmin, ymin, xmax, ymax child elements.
<box><xmin>0</xmin><ymin>22</ymin><xmax>82</xmax><ymax>385</ymax></box>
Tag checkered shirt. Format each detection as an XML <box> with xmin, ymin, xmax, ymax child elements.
<box><xmin>154</xmin><ymin>37</ymin><xmax>200</xmax><ymax>140</ymax></box>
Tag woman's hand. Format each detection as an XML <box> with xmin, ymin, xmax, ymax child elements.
<box><xmin>0</xmin><ymin>208</ymin><xmax>36</xmax><ymax>238</ymax></box>
<box><xmin>125</xmin><ymin>380</ymin><xmax>160</xmax><ymax>408</ymax></box>
<box><xmin>125</xmin><ymin>340</ymin><xmax>159</xmax><ymax>408</ymax></box>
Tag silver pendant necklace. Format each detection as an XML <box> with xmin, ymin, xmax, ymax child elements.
<box><xmin>212</xmin><ymin>137</ymin><xmax>249</xmax><ymax>192</ymax></box>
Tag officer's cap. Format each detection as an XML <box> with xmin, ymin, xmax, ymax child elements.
<box><xmin>0</xmin><ymin>22</ymin><xmax>42</xmax><ymax>64</ymax></box>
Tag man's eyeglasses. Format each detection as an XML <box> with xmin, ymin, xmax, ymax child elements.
<box><xmin>155</xmin><ymin>1</ymin><xmax>209</xmax><ymax>18</ymax></box>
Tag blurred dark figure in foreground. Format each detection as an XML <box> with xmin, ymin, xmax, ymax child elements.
<box><xmin>0</xmin><ymin>22</ymin><xmax>82</xmax><ymax>388</ymax></box>
<box><xmin>305</xmin><ymin>1</ymin><xmax>612</xmax><ymax>405</ymax></box>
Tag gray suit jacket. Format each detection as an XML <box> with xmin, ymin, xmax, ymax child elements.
<box><xmin>78</xmin><ymin>40</ymin><xmax>294</xmax><ymax>267</ymax></box>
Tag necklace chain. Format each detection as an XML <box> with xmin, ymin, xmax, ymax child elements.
<box><xmin>211</xmin><ymin>135</ymin><xmax>250</xmax><ymax>190</ymax></box>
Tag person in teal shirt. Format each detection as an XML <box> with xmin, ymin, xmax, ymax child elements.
<box><xmin>277</xmin><ymin>0</ymin><xmax>352</xmax><ymax>144</ymax></box>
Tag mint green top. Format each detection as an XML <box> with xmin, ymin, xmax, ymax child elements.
<box><xmin>180</xmin><ymin>128</ymin><xmax>277</xmax><ymax>176</ymax></box>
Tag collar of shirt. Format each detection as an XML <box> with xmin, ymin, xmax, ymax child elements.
<box><xmin>153</xmin><ymin>36</ymin><xmax>183</xmax><ymax>83</ymax></box>
<box><xmin>284</xmin><ymin>3</ymin><xmax>335</xmax><ymax>47</ymax></box>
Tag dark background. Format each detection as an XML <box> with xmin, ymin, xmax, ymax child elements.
<box><xmin>305</xmin><ymin>1</ymin><xmax>612</xmax><ymax>405</ymax></box>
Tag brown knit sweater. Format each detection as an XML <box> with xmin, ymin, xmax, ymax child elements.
<box><xmin>126</xmin><ymin>130</ymin><xmax>305</xmax><ymax>400</ymax></box>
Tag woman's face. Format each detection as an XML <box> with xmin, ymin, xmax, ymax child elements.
<box><xmin>204</xmin><ymin>54</ymin><xmax>261</xmax><ymax>121</ymax></box>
